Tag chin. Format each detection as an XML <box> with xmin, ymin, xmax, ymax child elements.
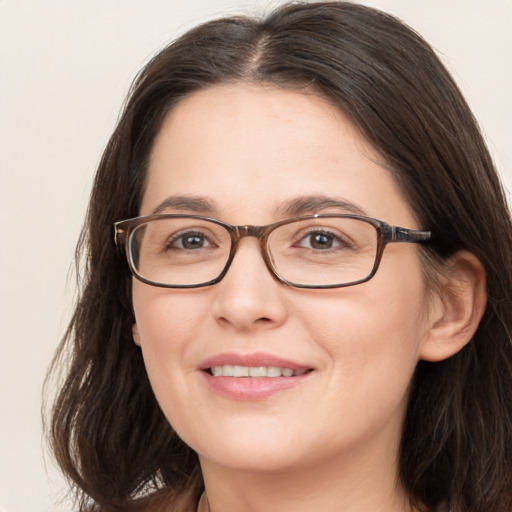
<box><xmin>199</xmin><ymin>446</ymin><xmax>304</xmax><ymax>475</ymax></box>
<box><xmin>179</xmin><ymin>421</ymin><xmax>309</xmax><ymax>473</ymax></box>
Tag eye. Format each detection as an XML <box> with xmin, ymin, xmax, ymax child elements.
<box><xmin>297</xmin><ymin>230</ymin><xmax>344</xmax><ymax>250</ymax></box>
<box><xmin>167</xmin><ymin>230</ymin><xmax>214</xmax><ymax>250</ymax></box>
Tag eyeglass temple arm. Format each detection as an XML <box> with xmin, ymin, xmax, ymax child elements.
<box><xmin>114</xmin><ymin>224</ymin><xmax>126</xmax><ymax>250</ymax></box>
<box><xmin>384</xmin><ymin>226</ymin><xmax>431</xmax><ymax>244</ymax></box>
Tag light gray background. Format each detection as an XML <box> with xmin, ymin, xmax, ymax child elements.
<box><xmin>1</xmin><ymin>1</ymin><xmax>511</xmax><ymax>511</ymax></box>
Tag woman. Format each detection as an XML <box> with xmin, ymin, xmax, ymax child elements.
<box><xmin>47</xmin><ymin>2</ymin><xmax>512</xmax><ymax>511</ymax></box>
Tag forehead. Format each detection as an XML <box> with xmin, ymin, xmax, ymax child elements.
<box><xmin>142</xmin><ymin>84</ymin><xmax>415</xmax><ymax>227</ymax></box>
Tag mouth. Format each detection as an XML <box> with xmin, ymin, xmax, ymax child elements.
<box><xmin>208</xmin><ymin>365</ymin><xmax>311</xmax><ymax>378</ymax></box>
<box><xmin>199</xmin><ymin>352</ymin><xmax>314</xmax><ymax>399</ymax></box>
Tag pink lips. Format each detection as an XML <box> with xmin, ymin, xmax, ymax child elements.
<box><xmin>199</xmin><ymin>352</ymin><xmax>313</xmax><ymax>401</ymax></box>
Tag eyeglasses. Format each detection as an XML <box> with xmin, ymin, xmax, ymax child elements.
<box><xmin>114</xmin><ymin>214</ymin><xmax>431</xmax><ymax>289</ymax></box>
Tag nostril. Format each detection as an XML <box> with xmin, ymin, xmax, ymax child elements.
<box><xmin>255</xmin><ymin>317</ymin><xmax>272</xmax><ymax>323</ymax></box>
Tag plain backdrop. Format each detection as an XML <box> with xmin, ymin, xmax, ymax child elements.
<box><xmin>1</xmin><ymin>1</ymin><xmax>511</xmax><ymax>511</ymax></box>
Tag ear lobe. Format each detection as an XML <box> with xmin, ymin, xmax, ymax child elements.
<box><xmin>132</xmin><ymin>324</ymin><xmax>141</xmax><ymax>346</ymax></box>
<box><xmin>419</xmin><ymin>250</ymin><xmax>487</xmax><ymax>362</ymax></box>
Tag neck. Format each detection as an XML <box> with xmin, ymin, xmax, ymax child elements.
<box><xmin>199</xmin><ymin>448</ymin><xmax>414</xmax><ymax>512</ymax></box>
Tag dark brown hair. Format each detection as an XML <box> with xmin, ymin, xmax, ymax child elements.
<box><xmin>46</xmin><ymin>2</ymin><xmax>512</xmax><ymax>511</ymax></box>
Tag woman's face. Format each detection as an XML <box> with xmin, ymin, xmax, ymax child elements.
<box><xmin>132</xmin><ymin>84</ymin><xmax>435</xmax><ymax>476</ymax></box>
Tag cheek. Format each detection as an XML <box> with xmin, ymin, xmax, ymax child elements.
<box><xmin>296</xmin><ymin>256</ymin><xmax>430</xmax><ymax>393</ymax></box>
<box><xmin>131</xmin><ymin>286</ymin><xmax>209</xmax><ymax>397</ymax></box>
<box><xmin>133</xmin><ymin>285</ymin><xmax>208</xmax><ymax>344</ymax></box>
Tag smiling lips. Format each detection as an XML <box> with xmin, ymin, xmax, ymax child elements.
<box><xmin>200</xmin><ymin>353</ymin><xmax>313</xmax><ymax>400</ymax></box>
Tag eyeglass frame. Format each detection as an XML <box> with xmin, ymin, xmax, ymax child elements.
<box><xmin>114</xmin><ymin>213</ymin><xmax>431</xmax><ymax>289</ymax></box>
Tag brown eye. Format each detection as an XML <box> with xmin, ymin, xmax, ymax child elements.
<box><xmin>307</xmin><ymin>232</ymin><xmax>336</xmax><ymax>249</ymax></box>
<box><xmin>167</xmin><ymin>231</ymin><xmax>213</xmax><ymax>250</ymax></box>
<box><xmin>297</xmin><ymin>230</ymin><xmax>344</xmax><ymax>250</ymax></box>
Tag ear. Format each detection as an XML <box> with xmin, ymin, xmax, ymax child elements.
<box><xmin>419</xmin><ymin>250</ymin><xmax>486</xmax><ymax>362</ymax></box>
<box><xmin>132</xmin><ymin>323</ymin><xmax>141</xmax><ymax>346</ymax></box>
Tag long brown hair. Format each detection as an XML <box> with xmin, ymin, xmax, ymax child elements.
<box><xmin>46</xmin><ymin>2</ymin><xmax>512</xmax><ymax>511</ymax></box>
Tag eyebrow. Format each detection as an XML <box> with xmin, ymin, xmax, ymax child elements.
<box><xmin>152</xmin><ymin>195</ymin><xmax>219</xmax><ymax>215</ymax></box>
<box><xmin>151</xmin><ymin>193</ymin><xmax>367</xmax><ymax>219</ymax></box>
<box><xmin>275</xmin><ymin>195</ymin><xmax>367</xmax><ymax>217</ymax></box>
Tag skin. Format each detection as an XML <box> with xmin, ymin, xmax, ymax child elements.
<box><xmin>131</xmin><ymin>84</ymin><xmax>485</xmax><ymax>512</ymax></box>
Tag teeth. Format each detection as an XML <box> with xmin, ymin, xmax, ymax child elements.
<box><xmin>222</xmin><ymin>365</ymin><xmax>233</xmax><ymax>377</ymax></box>
<box><xmin>233</xmin><ymin>365</ymin><xmax>249</xmax><ymax>377</ymax></box>
<box><xmin>267</xmin><ymin>366</ymin><xmax>282</xmax><ymax>377</ymax></box>
<box><xmin>211</xmin><ymin>365</ymin><xmax>307</xmax><ymax>378</ymax></box>
<box><xmin>249</xmin><ymin>366</ymin><xmax>267</xmax><ymax>377</ymax></box>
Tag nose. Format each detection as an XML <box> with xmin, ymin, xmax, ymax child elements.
<box><xmin>211</xmin><ymin>238</ymin><xmax>288</xmax><ymax>332</ymax></box>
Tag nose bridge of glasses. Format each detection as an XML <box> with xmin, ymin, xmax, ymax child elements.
<box><xmin>234</xmin><ymin>224</ymin><xmax>266</xmax><ymax>239</ymax></box>
<box><xmin>230</xmin><ymin>224</ymin><xmax>272</xmax><ymax>267</ymax></box>
<box><xmin>231</xmin><ymin>224</ymin><xmax>269</xmax><ymax>254</ymax></box>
